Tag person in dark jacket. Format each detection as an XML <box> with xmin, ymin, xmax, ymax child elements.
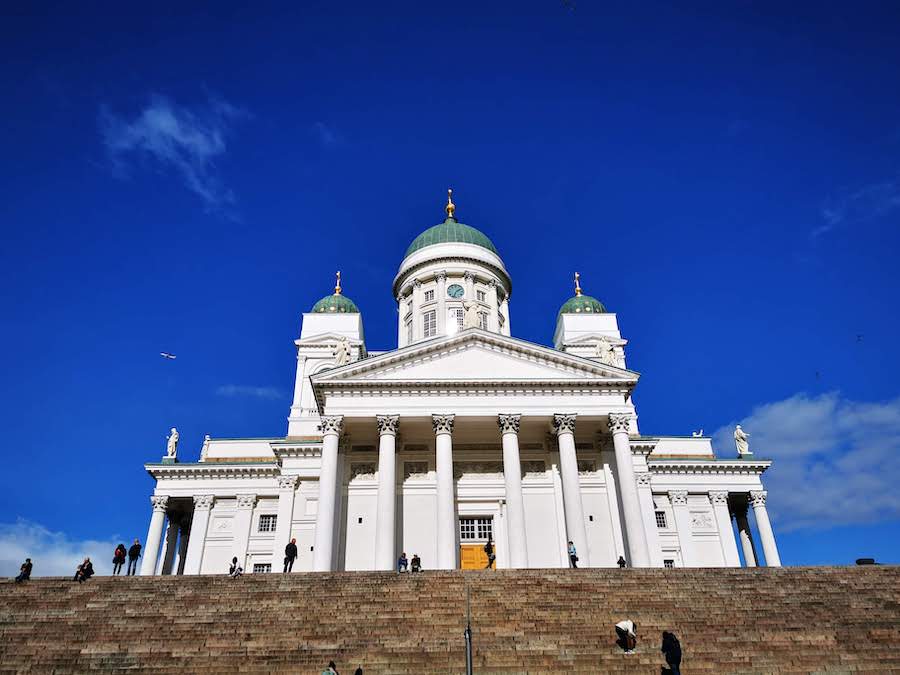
<box><xmin>661</xmin><ymin>631</ymin><xmax>682</xmax><ymax>674</ymax></box>
<box><xmin>283</xmin><ymin>538</ymin><xmax>298</xmax><ymax>573</ymax></box>
<box><xmin>74</xmin><ymin>558</ymin><xmax>94</xmax><ymax>583</ymax></box>
<box><xmin>483</xmin><ymin>540</ymin><xmax>496</xmax><ymax>569</ymax></box>
<box><xmin>229</xmin><ymin>557</ymin><xmax>243</xmax><ymax>578</ymax></box>
<box><xmin>410</xmin><ymin>554</ymin><xmax>421</xmax><ymax>573</ymax></box>
<box><xmin>617</xmin><ymin>556</ymin><xmax>627</xmax><ymax>568</ymax></box>
<box><xmin>127</xmin><ymin>539</ymin><xmax>142</xmax><ymax>575</ymax></box>
<box><xmin>112</xmin><ymin>544</ymin><xmax>127</xmax><ymax>575</ymax></box>
<box><xmin>15</xmin><ymin>558</ymin><xmax>32</xmax><ymax>583</ymax></box>
<box><xmin>397</xmin><ymin>552</ymin><xmax>408</xmax><ymax>573</ymax></box>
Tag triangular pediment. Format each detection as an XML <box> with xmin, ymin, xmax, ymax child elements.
<box><xmin>311</xmin><ymin>329</ymin><xmax>638</xmax><ymax>386</ymax></box>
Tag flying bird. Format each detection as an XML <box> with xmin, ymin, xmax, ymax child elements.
<box><xmin>160</xmin><ymin>352</ymin><xmax>177</xmax><ymax>360</ymax></box>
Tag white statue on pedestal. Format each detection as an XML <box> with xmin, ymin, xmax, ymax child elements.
<box><xmin>166</xmin><ymin>427</ymin><xmax>179</xmax><ymax>459</ymax></box>
<box><xmin>596</xmin><ymin>337</ymin><xmax>617</xmax><ymax>367</ymax></box>
<box><xmin>334</xmin><ymin>337</ymin><xmax>351</xmax><ymax>366</ymax></box>
<box><xmin>463</xmin><ymin>301</ymin><xmax>480</xmax><ymax>329</ymax></box>
<box><xmin>734</xmin><ymin>425</ymin><xmax>752</xmax><ymax>457</ymax></box>
<box><xmin>200</xmin><ymin>434</ymin><xmax>211</xmax><ymax>461</ymax></box>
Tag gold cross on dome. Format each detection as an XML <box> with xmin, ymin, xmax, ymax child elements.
<box><xmin>574</xmin><ymin>272</ymin><xmax>582</xmax><ymax>296</ymax></box>
<box><xmin>335</xmin><ymin>271</ymin><xmax>342</xmax><ymax>295</ymax></box>
<box><xmin>445</xmin><ymin>188</ymin><xmax>456</xmax><ymax>219</ymax></box>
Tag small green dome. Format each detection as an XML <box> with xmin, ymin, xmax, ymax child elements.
<box><xmin>405</xmin><ymin>217</ymin><xmax>499</xmax><ymax>257</ymax></box>
<box><xmin>558</xmin><ymin>294</ymin><xmax>607</xmax><ymax>316</ymax></box>
<box><xmin>311</xmin><ymin>293</ymin><xmax>359</xmax><ymax>314</ymax></box>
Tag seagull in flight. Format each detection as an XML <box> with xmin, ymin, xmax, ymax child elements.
<box><xmin>160</xmin><ymin>352</ymin><xmax>177</xmax><ymax>360</ymax></box>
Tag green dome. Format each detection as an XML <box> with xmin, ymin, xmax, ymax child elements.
<box><xmin>558</xmin><ymin>294</ymin><xmax>607</xmax><ymax>316</ymax></box>
<box><xmin>405</xmin><ymin>217</ymin><xmax>499</xmax><ymax>257</ymax></box>
<box><xmin>311</xmin><ymin>293</ymin><xmax>359</xmax><ymax>314</ymax></box>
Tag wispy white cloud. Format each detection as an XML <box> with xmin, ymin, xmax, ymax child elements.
<box><xmin>215</xmin><ymin>384</ymin><xmax>284</xmax><ymax>400</ymax></box>
<box><xmin>0</xmin><ymin>519</ymin><xmax>122</xmax><ymax>577</ymax></box>
<box><xmin>312</xmin><ymin>121</ymin><xmax>343</xmax><ymax>147</ymax></box>
<box><xmin>815</xmin><ymin>179</ymin><xmax>900</xmax><ymax>237</ymax></box>
<box><xmin>99</xmin><ymin>94</ymin><xmax>247</xmax><ymax>213</ymax></box>
<box><xmin>712</xmin><ymin>392</ymin><xmax>900</xmax><ymax>532</ymax></box>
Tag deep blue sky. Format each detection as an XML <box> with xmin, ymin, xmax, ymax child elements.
<box><xmin>2</xmin><ymin>1</ymin><xmax>899</xmax><ymax>573</ymax></box>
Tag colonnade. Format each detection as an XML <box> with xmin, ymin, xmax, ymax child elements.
<box><xmin>312</xmin><ymin>411</ymin><xmax>651</xmax><ymax>571</ymax></box>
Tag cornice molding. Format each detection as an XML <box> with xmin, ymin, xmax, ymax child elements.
<box><xmin>145</xmin><ymin>463</ymin><xmax>281</xmax><ymax>480</ymax></box>
<box><xmin>648</xmin><ymin>459</ymin><xmax>771</xmax><ymax>476</ymax></box>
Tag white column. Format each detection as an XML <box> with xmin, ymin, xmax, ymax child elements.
<box><xmin>487</xmin><ymin>279</ymin><xmax>500</xmax><ymax>332</ymax></box>
<box><xmin>183</xmin><ymin>495</ymin><xmax>214</xmax><ymax>575</ymax></box>
<box><xmin>375</xmin><ymin>415</ymin><xmax>400</xmax><ymax>570</ymax></box>
<box><xmin>710</xmin><ymin>491</ymin><xmax>741</xmax><ymax>567</ymax></box>
<box><xmin>549</xmin><ymin>458</ymin><xmax>570</xmax><ymax>567</ymax></box>
<box><xmin>436</xmin><ymin>272</ymin><xmax>448</xmax><ymax>336</ymax></box>
<box><xmin>635</xmin><ymin>473</ymin><xmax>663</xmax><ymax>567</ymax></box>
<box><xmin>463</xmin><ymin>271</ymin><xmax>475</xmax><ymax>299</ymax></box>
<box><xmin>396</xmin><ymin>292</ymin><xmax>406</xmax><ymax>348</ymax></box>
<box><xmin>158</xmin><ymin>517</ymin><xmax>180</xmax><ymax>575</ymax></box>
<box><xmin>313</xmin><ymin>415</ymin><xmax>343</xmax><ymax>571</ymax></box>
<box><xmin>232</xmin><ymin>495</ymin><xmax>257</xmax><ymax>569</ymax></box>
<box><xmin>140</xmin><ymin>495</ymin><xmax>169</xmax><ymax>576</ymax></box>
<box><xmin>750</xmin><ymin>491</ymin><xmax>781</xmax><ymax>567</ymax></box>
<box><xmin>272</xmin><ymin>475</ymin><xmax>299</xmax><ymax>572</ymax></box>
<box><xmin>668</xmin><ymin>491</ymin><xmax>695</xmax><ymax>567</ymax></box>
<box><xmin>734</xmin><ymin>503</ymin><xmax>758</xmax><ymax>567</ymax></box>
<box><xmin>608</xmin><ymin>413</ymin><xmax>650</xmax><ymax>567</ymax></box>
<box><xmin>411</xmin><ymin>279</ymin><xmax>423</xmax><ymax>341</ymax></box>
<box><xmin>553</xmin><ymin>414</ymin><xmax>590</xmax><ymax>567</ymax></box>
<box><xmin>498</xmin><ymin>414</ymin><xmax>528</xmax><ymax>568</ymax></box>
<box><xmin>433</xmin><ymin>414</ymin><xmax>457</xmax><ymax>570</ymax></box>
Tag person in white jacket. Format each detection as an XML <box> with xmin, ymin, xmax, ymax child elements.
<box><xmin>615</xmin><ymin>619</ymin><xmax>637</xmax><ymax>654</ymax></box>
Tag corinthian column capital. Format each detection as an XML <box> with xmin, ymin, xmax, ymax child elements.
<box><xmin>193</xmin><ymin>494</ymin><xmax>215</xmax><ymax>511</ymax></box>
<box><xmin>607</xmin><ymin>412</ymin><xmax>633</xmax><ymax>435</ymax></box>
<box><xmin>498</xmin><ymin>414</ymin><xmax>522</xmax><ymax>435</ymax></box>
<box><xmin>432</xmin><ymin>414</ymin><xmax>455</xmax><ymax>435</ymax></box>
<box><xmin>150</xmin><ymin>495</ymin><xmax>169</xmax><ymax>512</ymax></box>
<box><xmin>750</xmin><ymin>490</ymin><xmax>767</xmax><ymax>508</ymax></box>
<box><xmin>709</xmin><ymin>490</ymin><xmax>729</xmax><ymax>505</ymax></box>
<box><xmin>552</xmin><ymin>413</ymin><xmax>577</xmax><ymax>436</ymax></box>
<box><xmin>376</xmin><ymin>414</ymin><xmax>400</xmax><ymax>436</ymax></box>
<box><xmin>319</xmin><ymin>415</ymin><xmax>344</xmax><ymax>436</ymax></box>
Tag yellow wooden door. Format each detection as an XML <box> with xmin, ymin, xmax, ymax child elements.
<box><xmin>460</xmin><ymin>544</ymin><xmax>491</xmax><ymax>569</ymax></box>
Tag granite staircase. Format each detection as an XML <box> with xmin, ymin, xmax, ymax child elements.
<box><xmin>1</xmin><ymin>567</ymin><xmax>899</xmax><ymax>673</ymax></box>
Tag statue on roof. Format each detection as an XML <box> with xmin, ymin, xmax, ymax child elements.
<box><xmin>334</xmin><ymin>336</ymin><xmax>351</xmax><ymax>366</ymax></box>
<box><xmin>734</xmin><ymin>425</ymin><xmax>752</xmax><ymax>457</ymax></box>
<box><xmin>166</xmin><ymin>427</ymin><xmax>179</xmax><ymax>459</ymax></box>
<box><xmin>596</xmin><ymin>337</ymin><xmax>617</xmax><ymax>367</ymax></box>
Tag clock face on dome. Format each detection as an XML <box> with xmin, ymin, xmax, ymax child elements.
<box><xmin>447</xmin><ymin>284</ymin><xmax>465</xmax><ymax>299</ymax></box>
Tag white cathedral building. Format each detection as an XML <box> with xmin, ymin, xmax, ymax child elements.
<box><xmin>141</xmin><ymin>191</ymin><xmax>781</xmax><ymax>576</ymax></box>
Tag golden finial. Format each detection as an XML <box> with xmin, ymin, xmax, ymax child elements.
<box><xmin>334</xmin><ymin>270</ymin><xmax>342</xmax><ymax>295</ymax></box>
<box><xmin>574</xmin><ymin>272</ymin><xmax>582</xmax><ymax>297</ymax></box>
<box><xmin>445</xmin><ymin>188</ymin><xmax>456</xmax><ymax>220</ymax></box>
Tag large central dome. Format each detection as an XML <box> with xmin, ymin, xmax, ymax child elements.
<box><xmin>405</xmin><ymin>217</ymin><xmax>499</xmax><ymax>257</ymax></box>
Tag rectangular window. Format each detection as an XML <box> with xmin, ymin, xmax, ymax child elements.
<box><xmin>449</xmin><ymin>307</ymin><xmax>464</xmax><ymax>330</ymax></box>
<box><xmin>663</xmin><ymin>559</ymin><xmax>675</xmax><ymax>569</ymax></box>
<box><xmin>655</xmin><ymin>511</ymin><xmax>667</xmax><ymax>529</ymax></box>
<box><xmin>258</xmin><ymin>514</ymin><xmax>277</xmax><ymax>532</ymax></box>
<box><xmin>459</xmin><ymin>517</ymin><xmax>493</xmax><ymax>542</ymax></box>
<box><xmin>424</xmin><ymin>289</ymin><xmax>435</xmax><ymax>302</ymax></box>
<box><xmin>253</xmin><ymin>563</ymin><xmax>272</xmax><ymax>574</ymax></box>
<box><xmin>423</xmin><ymin>310</ymin><xmax>437</xmax><ymax>337</ymax></box>
<box><xmin>476</xmin><ymin>290</ymin><xmax>486</xmax><ymax>302</ymax></box>
<box><xmin>478</xmin><ymin>312</ymin><xmax>488</xmax><ymax>330</ymax></box>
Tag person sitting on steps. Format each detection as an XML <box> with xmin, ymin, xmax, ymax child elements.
<box><xmin>74</xmin><ymin>558</ymin><xmax>94</xmax><ymax>583</ymax></box>
<box><xmin>617</xmin><ymin>556</ymin><xmax>627</xmax><ymax>568</ymax></box>
<box><xmin>484</xmin><ymin>539</ymin><xmax>495</xmax><ymax>569</ymax></box>
<box><xmin>229</xmin><ymin>557</ymin><xmax>243</xmax><ymax>578</ymax></box>
<box><xmin>397</xmin><ymin>552</ymin><xmax>408</xmax><ymax>573</ymax></box>
<box><xmin>322</xmin><ymin>659</ymin><xmax>339</xmax><ymax>674</ymax></box>
<box><xmin>15</xmin><ymin>558</ymin><xmax>32</xmax><ymax>583</ymax></box>
<box><xmin>410</xmin><ymin>553</ymin><xmax>421</xmax><ymax>573</ymax></box>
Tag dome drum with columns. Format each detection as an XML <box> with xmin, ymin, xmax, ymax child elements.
<box><xmin>141</xmin><ymin>190</ymin><xmax>781</xmax><ymax>577</ymax></box>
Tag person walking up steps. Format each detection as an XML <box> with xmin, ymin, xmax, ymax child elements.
<box><xmin>484</xmin><ymin>539</ymin><xmax>495</xmax><ymax>569</ymax></box>
<box><xmin>127</xmin><ymin>539</ymin><xmax>141</xmax><ymax>575</ymax></box>
<box><xmin>283</xmin><ymin>538</ymin><xmax>298</xmax><ymax>573</ymax></box>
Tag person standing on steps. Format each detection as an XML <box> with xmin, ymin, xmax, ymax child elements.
<box><xmin>661</xmin><ymin>631</ymin><xmax>682</xmax><ymax>675</ymax></box>
<box><xmin>14</xmin><ymin>558</ymin><xmax>32</xmax><ymax>582</ymax></box>
<box><xmin>617</xmin><ymin>556</ymin><xmax>626</xmax><ymax>569</ymax></box>
<box><xmin>283</xmin><ymin>538</ymin><xmax>298</xmax><ymax>573</ymax></box>
<box><xmin>615</xmin><ymin>619</ymin><xmax>637</xmax><ymax>654</ymax></box>
<box><xmin>112</xmin><ymin>544</ymin><xmax>127</xmax><ymax>575</ymax></box>
<box><xmin>568</xmin><ymin>541</ymin><xmax>578</xmax><ymax>568</ymax></box>
<box><xmin>397</xmin><ymin>552</ymin><xmax>408</xmax><ymax>573</ymax></box>
<box><xmin>127</xmin><ymin>539</ymin><xmax>141</xmax><ymax>576</ymax></box>
<box><xmin>484</xmin><ymin>539</ymin><xmax>496</xmax><ymax>569</ymax></box>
